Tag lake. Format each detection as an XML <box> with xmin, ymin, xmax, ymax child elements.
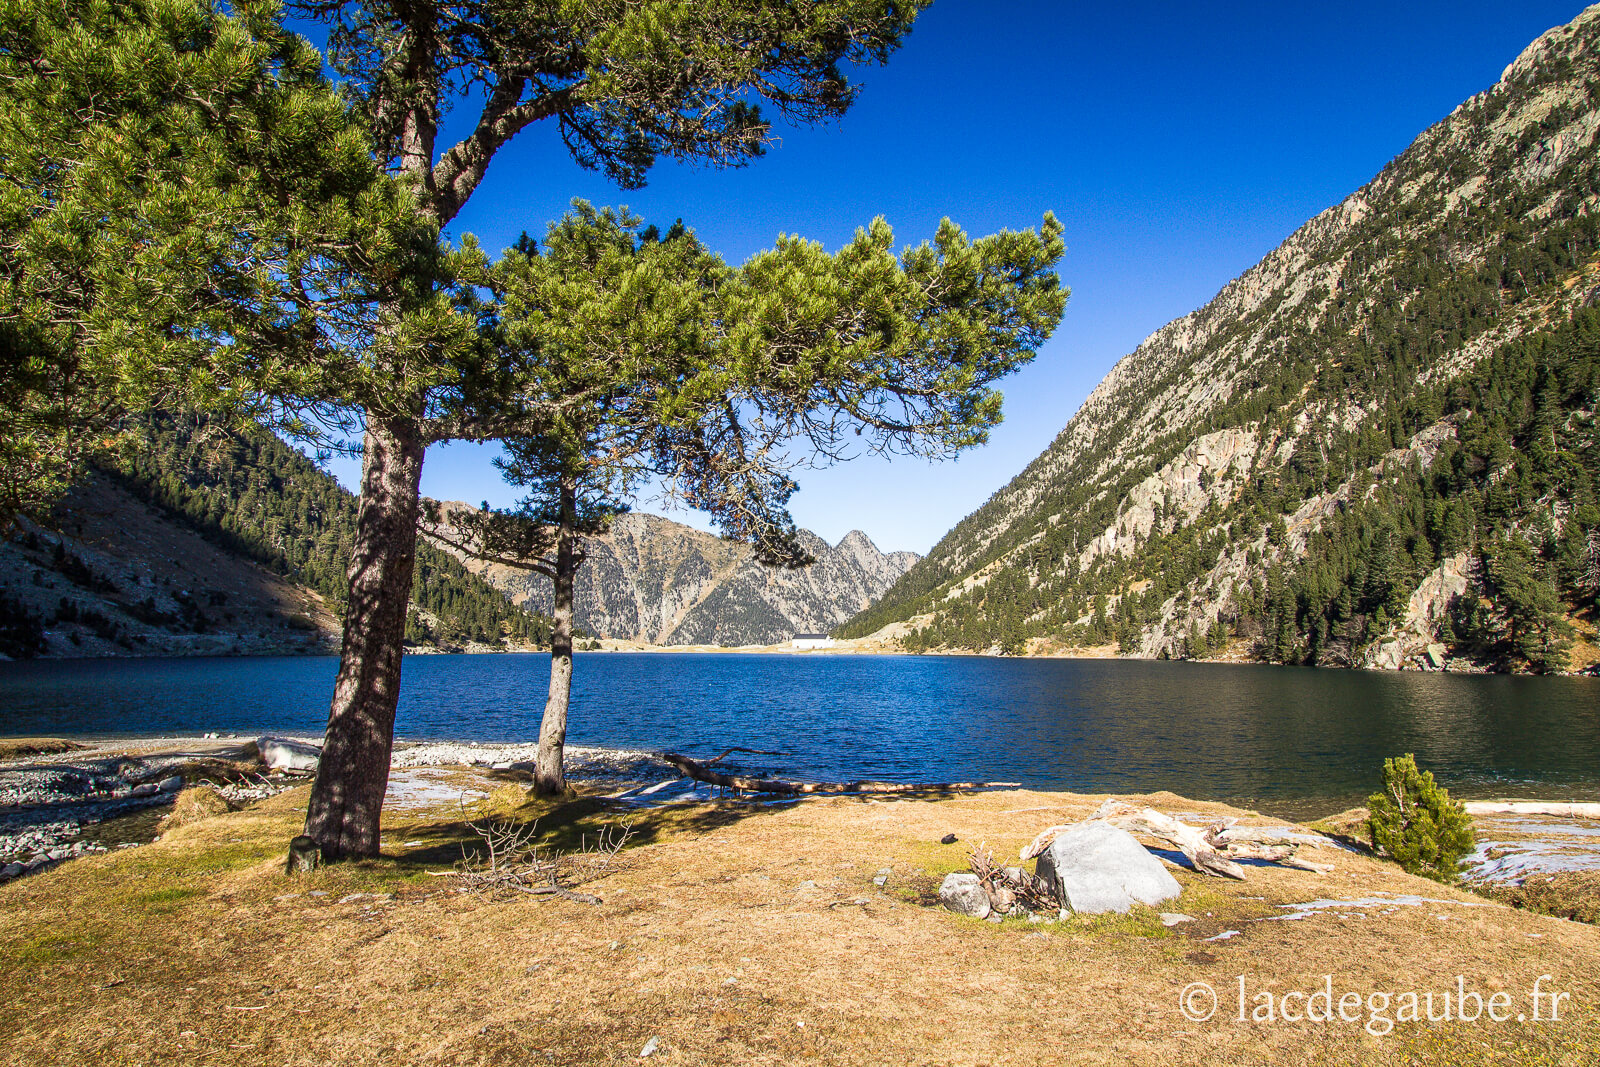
<box><xmin>1</xmin><ymin>653</ymin><xmax>1597</xmax><ymax>818</ymax></box>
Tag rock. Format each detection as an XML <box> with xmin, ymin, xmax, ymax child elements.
<box><xmin>939</xmin><ymin>833</ymin><xmax>958</xmax><ymax>845</ymax></box>
<box><xmin>937</xmin><ymin>872</ymin><xmax>992</xmax><ymax>919</ymax></box>
<box><xmin>1424</xmin><ymin>643</ymin><xmax>1448</xmax><ymax>669</ymax></box>
<box><xmin>640</xmin><ymin>1035</ymin><xmax>660</xmax><ymax>1058</ymax></box>
<box><xmin>1160</xmin><ymin>912</ymin><xmax>1195</xmax><ymax>926</ymax></box>
<box><xmin>158</xmin><ymin>775</ymin><xmax>185</xmax><ymax>793</ymax></box>
<box><xmin>0</xmin><ymin>863</ymin><xmax>22</xmax><ymax>880</ymax></box>
<box><xmin>257</xmin><ymin>737</ymin><xmax>321</xmax><ymax>773</ymax></box>
<box><xmin>129</xmin><ymin>783</ymin><xmax>159</xmax><ymax>797</ymax></box>
<box><xmin>1034</xmin><ymin>822</ymin><xmax>1182</xmax><ymax>915</ymax></box>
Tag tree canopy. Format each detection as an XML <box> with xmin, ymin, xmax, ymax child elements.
<box><xmin>0</xmin><ymin>0</ymin><xmax>412</xmax><ymax>520</ymax></box>
<box><xmin>427</xmin><ymin>200</ymin><xmax>1067</xmax><ymax>791</ymax></box>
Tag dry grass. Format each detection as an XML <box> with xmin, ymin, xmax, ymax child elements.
<box><xmin>1</xmin><ymin>785</ymin><xmax>1598</xmax><ymax>1066</ymax></box>
<box><xmin>0</xmin><ymin>738</ymin><xmax>85</xmax><ymax>762</ymax></box>
<box><xmin>159</xmin><ymin>785</ymin><xmax>236</xmax><ymax>832</ymax></box>
<box><xmin>1493</xmin><ymin>870</ymin><xmax>1600</xmax><ymax>925</ymax></box>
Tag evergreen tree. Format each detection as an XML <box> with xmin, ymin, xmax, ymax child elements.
<box><xmin>1366</xmin><ymin>754</ymin><xmax>1476</xmax><ymax>884</ymax></box>
<box><xmin>430</xmin><ymin>201</ymin><xmax>1065</xmax><ymax>792</ymax></box>
<box><xmin>0</xmin><ymin>0</ymin><xmax>395</xmax><ymax>523</ymax></box>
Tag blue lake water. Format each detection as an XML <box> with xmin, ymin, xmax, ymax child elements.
<box><xmin>1</xmin><ymin>653</ymin><xmax>1597</xmax><ymax>817</ymax></box>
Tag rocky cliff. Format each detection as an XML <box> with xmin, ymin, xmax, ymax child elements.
<box><xmin>843</xmin><ymin>6</ymin><xmax>1600</xmax><ymax>672</ymax></box>
<box><xmin>432</xmin><ymin>509</ymin><xmax>918</xmax><ymax>646</ymax></box>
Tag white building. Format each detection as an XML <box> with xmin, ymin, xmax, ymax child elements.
<box><xmin>790</xmin><ymin>632</ymin><xmax>836</xmax><ymax>650</ymax></box>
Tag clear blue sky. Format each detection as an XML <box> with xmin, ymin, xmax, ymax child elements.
<box><xmin>309</xmin><ymin>0</ymin><xmax>1588</xmax><ymax>555</ymax></box>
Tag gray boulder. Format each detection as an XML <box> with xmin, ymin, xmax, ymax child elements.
<box><xmin>257</xmin><ymin>737</ymin><xmax>321</xmax><ymax>773</ymax></box>
<box><xmin>937</xmin><ymin>872</ymin><xmax>992</xmax><ymax>919</ymax></box>
<box><xmin>1034</xmin><ymin>821</ymin><xmax>1181</xmax><ymax>914</ymax></box>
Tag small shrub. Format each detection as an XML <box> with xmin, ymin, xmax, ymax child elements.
<box><xmin>1366</xmin><ymin>753</ymin><xmax>1475</xmax><ymax>883</ymax></box>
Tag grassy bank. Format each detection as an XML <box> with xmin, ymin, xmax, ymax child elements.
<box><xmin>1</xmin><ymin>782</ymin><xmax>1597</xmax><ymax>1065</ymax></box>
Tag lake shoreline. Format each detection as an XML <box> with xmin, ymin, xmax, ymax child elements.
<box><xmin>9</xmin><ymin>635</ymin><xmax>1597</xmax><ymax>677</ymax></box>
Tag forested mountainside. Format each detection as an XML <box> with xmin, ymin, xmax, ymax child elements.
<box><xmin>431</xmin><ymin>508</ymin><xmax>918</xmax><ymax>646</ymax></box>
<box><xmin>842</xmin><ymin>6</ymin><xmax>1600</xmax><ymax>674</ymax></box>
<box><xmin>0</xmin><ymin>416</ymin><xmax>551</xmax><ymax>658</ymax></box>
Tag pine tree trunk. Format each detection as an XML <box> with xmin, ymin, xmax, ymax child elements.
<box><xmin>302</xmin><ymin>416</ymin><xmax>425</xmax><ymax>860</ymax></box>
<box><xmin>534</xmin><ymin>476</ymin><xmax>577</xmax><ymax>795</ymax></box>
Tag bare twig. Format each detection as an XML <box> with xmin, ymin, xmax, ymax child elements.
<box><xmin>449</xmin><ymin>809</ymin><xmax>635</xmax><ymax>903</ymax></box>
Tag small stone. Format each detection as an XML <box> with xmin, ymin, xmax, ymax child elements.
<box><xmin>939</xmin><ymin>833</ymin><xmax>958</xmax><ymax>845</ymax></box>
<box><xmin>1160</xmin><ymin>912</ymin><xmax>1195</xmax><ymax>926</ymax></box>
<box><xmin>0</xmin><ymin>863</ymin><xmax>22</xmax><ymax>879</ymax></box>
<box><xmin>639</xmin><ymin>1035</ymin><xmax>660</xmax><ymax>1058</ymax></box>
<box><xmin>129</xmin><ymin>783</ymin><xmax>159</xmax><ymax>797</ymax></box>
<box><xmin>937</xmin><ymin>872</ymin><xmax>992</xmax><ymax>919</ymax></box>
<box><xmin>984</xmin><ymin>912</ymin><xmax>1003</xmax><ymax>924</ymax></box>
<box><xmin>872</xmin><ymin>875</ymin><xmax>888</xmax><ymax>888</ymax></box>
<box><xmin>158</xmin><ymin>775</ymin><xmax>185</xmax><ymax>793</ymax></box>
<box><xmin>309</xmin><ymin>890</ymin><xmax>329</xmax><ymax>898</ymax></box>
<box><xmin>796</xmin><ymin>880</ymin><xmax>817</xmax><ymax>890</ymax></box>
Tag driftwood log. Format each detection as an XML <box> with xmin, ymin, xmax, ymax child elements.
<box><xmin>1020</xmin><ymin>799</ymin><xmax>1333</xmax><ymax>878</ymax></box>
<box><xmin>1463</xmin><ymin>801</ymin><xmax>1600</xmax><ymax>819</ymax></box>
<box><xmin>658</xmin><ymin>751</ymin><xmax>1018</xmax><ymax>796</ymax></box>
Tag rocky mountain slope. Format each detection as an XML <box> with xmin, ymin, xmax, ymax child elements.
<box><xmin>0</xmin><ymin>418</ymin><xmax>552</xmax><ymax>658</ymax></box>
<box><xmin>843</xmin><ymin>6</ymin><xmax>1600</xmax><ymax>673</ymax></box>
<box><xmin>431</xmin><ymin>509</ymin><xmax>918</xmax><ymax>646</ymax></box>
<box><xmin>0</xmin><ymin>473</ymin><xmax>342</xmax><ymax>659</ymax></box>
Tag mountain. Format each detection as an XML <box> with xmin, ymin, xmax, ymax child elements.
<box><xmin>430</xmin><ymin>508</ymin><xmax>919</xmax><ymax>646</ymax></box>
<box><xmin>0</xmin><ymin>417</ymin><xmax>552</xmax><ymax>658</ymax></box>
<box><xmin>842</xmin><ymin>6</ymin><xmax>1600</xmax><ymax>673</ymax></box>
<box><xmin>0</xmin><ymin>471</ymin><xmax>343</xmax><ymax>659</ymax></box>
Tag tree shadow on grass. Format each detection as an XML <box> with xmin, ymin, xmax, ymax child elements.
<box><xmin>380</xmin><ymin>780</ymin><xmax>985</xmax><ymax>871</ymax></box>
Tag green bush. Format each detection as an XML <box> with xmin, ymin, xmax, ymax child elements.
<box><xmin>1366</xmin><ymin>754</ymin><xmax>1476</xmax><ymax>884</ymax></box>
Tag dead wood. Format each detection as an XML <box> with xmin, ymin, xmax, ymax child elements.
<box><xmin>450</xmin><ymin>813</ymin><xmax>633</xmax><ymax>903</ymax></box>
<box><xmin>1020</xmin><ymin>799</ymin><xmax>1332</xmax><ymax>879</ymax></box>
<box><xmin>1463</xmin><ymin>801</ymin><xmax>1600</xmax><ymax>819</ymax></box>
<box><xmin>657</xmin><ymin>751</ymin><xmax>1017</xmax><ymax>795</ymax></box>
<box><xmin>969</xmin><ymin>845</ymin><xmax>1060</xmax><ymax>914</ymax></box>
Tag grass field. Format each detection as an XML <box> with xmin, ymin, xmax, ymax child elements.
<box><xmin>1</xmin><ymin>778</ymin><xmax>1596</xmax><ymax>1066</ymax></box>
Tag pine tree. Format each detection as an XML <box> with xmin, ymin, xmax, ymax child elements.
<box><xmin>1366</xmin><ymin>754</ymin><xmax>1476</xmax><ymax>884</ymax></box>
<box><xmin>434</xmin><ymin>203</ymin><xmax>1065</xmax><ymax>791</ymax></box>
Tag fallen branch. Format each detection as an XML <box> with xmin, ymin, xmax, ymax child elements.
<box><xmin>1093</xmin><ymin>801</ymin><xmax>1247</xmax><ymax>879</ymax></box>
<box><xmin>657</xmin><ymin>751</ymin><xmax>1017</xmax><ymax>796</ymax></box>
<box><xmin>1462</xmin><ymin>801</ymin><xmax>1600</xmax><ymax>819</ymax></box>
<box><xmin>1020</xmin><ymin>800</ymin><xmax>1333</xmax><ymax>879</ymax></box>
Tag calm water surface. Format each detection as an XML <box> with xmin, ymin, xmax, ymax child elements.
<box><xmin>2</xmin><ymin>653</ymin><xmax>1597</xmax><ymax>818</ymax></box>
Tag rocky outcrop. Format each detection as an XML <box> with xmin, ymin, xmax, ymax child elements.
<box><xmin>1359</xmin><ymin>554</ymin><xmax>1476</xmax><ymax>671</ymax></box>
<box><xmin>434</xmin><ymin>510</ymin><xmax>918</xmax><ymax>646</ymax></box>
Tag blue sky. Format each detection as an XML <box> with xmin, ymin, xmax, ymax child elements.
<box><xmin>310</xmin><ymin>0</ymin><xmax>1587</xmax><ymax>555</ymax></box>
